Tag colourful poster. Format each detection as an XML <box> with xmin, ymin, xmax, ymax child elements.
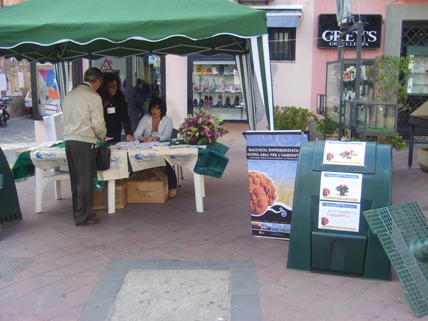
<box><xmin>245</xmin><ymin>130</ymin><xmax>307</xmax><ymax>239</ymax></box>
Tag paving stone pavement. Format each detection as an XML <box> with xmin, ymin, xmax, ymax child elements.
<box><xmin>0</xmin><ymin>115</ymin><xmax>36</xmax><ymax>165</ymax></box>
<box><xmin>1</xmin><ymin>121</ymin><xmax>428</xmax><ymax>321</ymax></box>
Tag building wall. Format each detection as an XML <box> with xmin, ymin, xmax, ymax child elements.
<box><xmin>268</xmin><ymin>0</ymin><xmax>315</xmax><ymax>109</ymax></box>
<box><xmin>384</xmin><ymin>4</ymin><xmax>428</xmax><ymax>56</ymax></box>
<box><xmin>311</xmin><ymin>0</ymin><xmax>428</xmax><ymax>113</ymax></box>
<box><xmin>165</xmin><ymin>55</ymin><xmax>188</xmax><ymax>129</ymax></box>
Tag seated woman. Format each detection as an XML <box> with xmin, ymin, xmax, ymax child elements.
<box><xmin>133</xmin><ymin>97</ymin><xmax>177</xmax><ymax>198</ymax></box>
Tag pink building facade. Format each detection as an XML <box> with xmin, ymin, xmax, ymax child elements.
<box><xmin>310</xmin><ymin>0</ymin><xmax>428</xmax><ymax>112</ymax></box>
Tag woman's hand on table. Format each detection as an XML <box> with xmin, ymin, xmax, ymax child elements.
<box><xmin>138</xmin><ymin>136</ymin><xmax>160</xmax><ymax>143</ymax></box>
<box><xmin>146</xmin><ymin>136</ymin><xmax>160</xmax><ymax>142</ymax></box>
<box><xmin>126</xmin><ymin>135</ymin><xmax>136</xmax><ymax>142</ymax></box>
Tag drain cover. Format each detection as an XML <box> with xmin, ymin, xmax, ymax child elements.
<box><xmin>364</xmin><ymin>202</ymin><xmax>428</xmax><ymax>318</ymax></box>
<box><xmin>0</xmin><ymin>257</ymin><xmax>33</xmax><ymax>281</ymax></box>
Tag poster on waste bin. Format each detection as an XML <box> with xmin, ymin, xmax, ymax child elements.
<box><xmin>245</xmin><ymin>130</ymin><xmax>307</xmax><ymax>239</ymax></box>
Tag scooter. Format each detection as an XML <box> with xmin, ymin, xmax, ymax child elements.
<box><xmin>0</xmin><ymin>96</ymin><xmax>11</xmax><ymax>127</ymax></box>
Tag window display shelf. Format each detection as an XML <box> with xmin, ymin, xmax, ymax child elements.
<box><xmin>407</xmin><ymin>46</ymin><xmax>428</xmax><ymax>96</ymax></box>
<box><xmin>324</xmin><ymin>59</ymin><xmax>376</xmax><ymax>136</ymax></box>
<box><xmin>190</xmin><ymin>59</ymin><xmax>246</xmax><ymax>120</ymax></box>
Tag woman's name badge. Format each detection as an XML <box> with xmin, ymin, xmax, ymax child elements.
<box><xmin>107</xmin><ymin>106</ymin><xmax>116</xmax><ymax>114</ymax></box>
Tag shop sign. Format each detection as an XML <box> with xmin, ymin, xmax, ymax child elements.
<box><xmin>318</xmin><ymin>14</ymin><xmax>382</xmax><ymax>49</ymax></box>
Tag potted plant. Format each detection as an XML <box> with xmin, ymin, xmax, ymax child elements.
<box><xmin>377</xmin><ymin>134</ymin><xmax>407</xmax><ymax>151</ymax></box>
<box><xmin>179</xmin><ymin>108</ymin><xmax>228</xmax><ymax>145</ymax></box>
<box><xmin>314</xmin><ymin>110</ymin><xmax>339</xmax><ymax>140</ymax></box>
<box><xmin>375</xmin><ymin>55</ymin><xmax>412</xmax><ymax>110</ymax></box>
<box><xmin>350</xmin><ymin>133</ymin><xmax>407</xmax><ymax>151</ymax></box>
<box><xmin>274</xmin><ymin>105</ymin><xmax>317</xmax><ymax>132</ymax></box>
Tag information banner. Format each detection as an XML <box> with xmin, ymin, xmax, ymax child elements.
<box><xmin>245</xmin><ymin>130</ymin><xmax>307</xmax><ymax>239</ymax></box>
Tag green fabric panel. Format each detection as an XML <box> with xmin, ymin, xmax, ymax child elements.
<box><xmin>194</xmin><ymin>149</ymin><xmax>229</xmax><ymax>179</ymax></box>
<box><xmin>0</xmin><ymin>147</ymin><xmax>22</xmax><ymax>223</ymax></box>
<box><xmin>11</xmin><ymin>150</ymin><xmax>34</xmax><ymax>181</ymax></box>
<box><xmin>205</xmin><ymin>142</ymin><xmax>229</xmax><ymax>156</ymax></box>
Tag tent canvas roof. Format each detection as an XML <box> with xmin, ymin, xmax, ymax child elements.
<box><xmin>0</xmin><ymin>0</ymin><xmax>274</xmax><ymax>130</ymax></box>
<box><xmin>0</xmin><ymin>0</ymin><xmax>267</xmax><ymax>62</ymax></box>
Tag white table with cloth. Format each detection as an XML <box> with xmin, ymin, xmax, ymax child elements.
<box><xmin>96</xmin><ymin>145</ymin><xmax>201</xmax><ymax>213</ymax></box>
<box><xmin>12</xmin><ymin>141</ymin><xmax>229</xmax><ymax>214</ymax></box>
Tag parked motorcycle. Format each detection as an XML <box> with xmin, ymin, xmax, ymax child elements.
<box><xmin>0</xmin><ymin>96</ymin><xmax>11</xmax><ymax>127</ymax></box>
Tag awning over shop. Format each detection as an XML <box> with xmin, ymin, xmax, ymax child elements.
<box><xmin>266</xmin><ymin>10</ymin><xmax>302</xmax><ymax>28</ymax></box>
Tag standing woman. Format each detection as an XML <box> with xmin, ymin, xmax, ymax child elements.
<box><xmin>134</xmin><ymin>97</ymin><xmax>178</xmax><ymax>198</ymax></box>
<box><xmin>97</xmin><ymin>73</ymin><xmax>135</xmax><ymax>142</ymax></box>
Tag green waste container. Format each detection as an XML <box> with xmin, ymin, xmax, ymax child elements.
<box><xmin>287</xmin><ymin>140</ymin><xmax>391</xmax><ymax>280</ymax></box>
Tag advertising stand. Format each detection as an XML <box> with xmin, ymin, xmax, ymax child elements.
<box><xmin>287</xmin><ymin>140</ymin><xmax>391</xmax><ymax>280</ymax></box>
<box><xmin>245</xmin><ymin>131</ymin><xmax>307</xmax><ymax>239</ymax></box>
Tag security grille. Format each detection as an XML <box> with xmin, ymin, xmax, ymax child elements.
<box><xmin>397</xmin><ymin>22</ymin><xmax>428</xmax><ymax>139</ymax></box>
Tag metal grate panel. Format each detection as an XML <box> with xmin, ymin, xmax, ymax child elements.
<box><xmin>0</xmin><ymin>257</ymin><xmax>33</xmax><ymax>281</ymax></box>
<box><xmin>364</xmin><ymin>202</ymin><xmax>428</xmax><ymax>318</ymax></box>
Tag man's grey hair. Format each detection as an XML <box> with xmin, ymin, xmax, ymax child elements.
<box><xmin>84</xmin><ymin>67</ymin><xmax>103</xmax><ymax>83</ymax></box>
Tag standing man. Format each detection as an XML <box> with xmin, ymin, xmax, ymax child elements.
<box><xmin>62</xmin><ymin>67</ymin><xmax>106</xmax><ymax>226</ymax></box>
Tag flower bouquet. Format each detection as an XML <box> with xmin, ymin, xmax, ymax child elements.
<box><xmin>179</xmin><ymin>108</ymin><xmax>228</xmax><ymax>145</ymax></box>
<box><xmin>336</xmin><ymin>184</ymin><xmax>349</xmax><ymax>196</ymax></box>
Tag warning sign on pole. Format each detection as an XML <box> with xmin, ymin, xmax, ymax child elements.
<box><xmin>100</xmin><ymin>59</ymin><xmax>113</xmax><ymax>72</ymax></box>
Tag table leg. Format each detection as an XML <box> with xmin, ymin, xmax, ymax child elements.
<box><xmin>193</xmin><ymin>173</ymin><xmax>204</xmax><ymax>213</ymax></box>
<box><xmin>35</xmin><ymin>167</ymin><xmax>44</xmax><ymax>213</ymax></box>
<box><xmin>408</xmin><ymin>124</ymin><xmax>415</xmax><ymax>169</ymax></box>
<box><xmin>107</xmin><ymin>179</ymin><xmax>116</xmax><ymax>214</ymax></box>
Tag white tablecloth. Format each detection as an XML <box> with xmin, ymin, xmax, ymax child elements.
<box><xmin>30</xmin><ymin>143</ymin><xmax>205</xmax><ymax>214</ymax></box>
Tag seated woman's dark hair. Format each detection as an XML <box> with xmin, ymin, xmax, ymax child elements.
<box><xmin>149</xmin><ymin>97</ymin><xmax>167</xmax><ymax>118</ymax></box>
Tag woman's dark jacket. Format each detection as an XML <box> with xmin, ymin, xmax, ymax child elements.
<box><xmin>103</xmin><ymin>92</ymin><xmax>133</xmax><ymax>142</ymax></box>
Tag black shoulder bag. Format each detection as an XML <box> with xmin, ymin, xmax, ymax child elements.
<box><xmin>95</xmin><ymin>145</ymin><xmax>111</xmax><ymax>171</ymax></box>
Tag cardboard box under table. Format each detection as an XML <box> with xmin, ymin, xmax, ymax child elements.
<box><xmin>127</xmin><ymin>168</ymin><xmax>168</xmax><ymax>204</ymax></box>
<box><xmin>93</xmin><ymin>179</ymin><xmax>127</xmax><ymax>210</ymax></box>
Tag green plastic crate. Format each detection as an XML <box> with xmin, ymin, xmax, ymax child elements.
<box><xmin>364</xmin><ymin>202</ymin><xmax>428</xmax><ymax>318</ymax></box>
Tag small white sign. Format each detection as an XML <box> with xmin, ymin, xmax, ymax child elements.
<box><xmin>318</xmin><ymin>201</ymin><xmax>361</xmax><ymax>232</ymax></box>
<box><xmin>323</xmin><ymin>141</ymin><xmax>366</xmax><ymax>166</ymax></box>
<box><xmin>320</xmin><ymin>171</ymin><xmax>362</xmax><ymax>203</ymax></box>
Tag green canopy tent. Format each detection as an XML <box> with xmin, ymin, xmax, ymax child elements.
<box><xmin>0</xmin><ymin>0</ymin><xmax>274</xmax><ymax>130</ymax></box>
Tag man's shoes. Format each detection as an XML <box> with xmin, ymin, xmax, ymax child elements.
<box><xmin>75</xmin><ymin>216</ymin><xmax>101</xmax><ymax>226</ymax></box>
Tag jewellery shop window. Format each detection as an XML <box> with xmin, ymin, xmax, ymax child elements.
<box><xmin>190</xmin><ymin>58</ymin><xmax>247</xmax><ymax>122</ymax></box>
